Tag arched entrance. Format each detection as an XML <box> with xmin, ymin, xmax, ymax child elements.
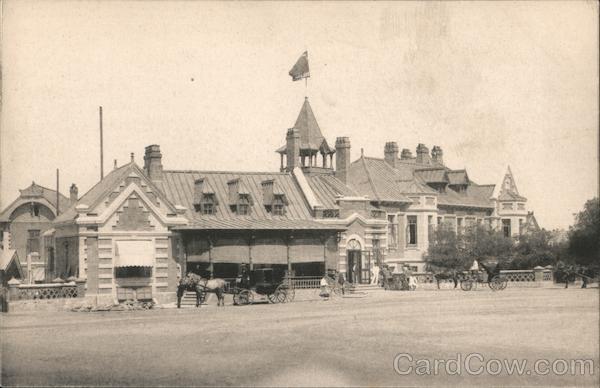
<box><xmin>346</xmin><ymin>239</ymin><xmax>362</xmax><ymax>284</ymax></box>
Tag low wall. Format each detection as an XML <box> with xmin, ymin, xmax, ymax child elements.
<box><xmin>412</xmin><ymin>268</ymin><xmax>556</xmax><ymax>290</ymax></box>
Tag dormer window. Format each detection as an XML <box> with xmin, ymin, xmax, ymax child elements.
<box><xmin>200</xmin><ymin>193</ymin><xmax>217</xmax><ymax>215</ymax></box>
<box><xmin>193</xmin><ymin>178</ymin><xmax>218</xmax><ymax>215</ymax></box>
<box><xmin>272</xmin><ymin>195</ymin><xmax>286</xmax><ymax>215</ymax></box>
<box><xmin>237</xmin><ymin>194</ymin><xmax>251</xmax><ymax>215</ymax></box>
<box><xmin>261</xmin><ymin>179</ymin><xmax>287</xmax><ymax>215</ymax></box>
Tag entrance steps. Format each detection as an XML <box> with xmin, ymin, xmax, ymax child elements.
<box><xmin>349</xmin><ymin>283</ymin><xmax>384</xmax><ymax>293</ymax></box>
<box><xmin>178</xmin><ymin>291</ymin><xmax>217</xmax><ymax>307</ymax></box>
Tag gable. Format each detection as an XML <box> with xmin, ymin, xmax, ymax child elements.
<box><xmin>77</xmin><ymin>181</ymin><xmax>187</xmax><ymax>228</ymax></box>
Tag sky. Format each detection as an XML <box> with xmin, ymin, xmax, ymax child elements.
<box><xmin>1</xmin><ymin>1</ymin><xmax>598</xmax><ymax>230</ymax></box>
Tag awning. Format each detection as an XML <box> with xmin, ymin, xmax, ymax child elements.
<box><xmin>115</xmin><ymin>240</ymin><xmax>154</xmax><ymax>267</ymax></box>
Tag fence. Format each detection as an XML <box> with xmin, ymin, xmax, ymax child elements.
<box><xmin>285</xmin><ymin>276</ymin><xmax>321</xmax><ymax>289</ymax></box>
<box><xmin>412</xmin><ymin>267</ymin><xmax>554</xmax><ymax>289</ymax></box>
<box><xmin>6</xmin><ymin>278</ymin><xmax>86</xmax><ymax>301</ymax></box>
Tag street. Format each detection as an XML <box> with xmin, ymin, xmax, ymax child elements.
<box><xmin>2</xmin><ymin>288</ymin><xmax>599</xmax><ymax>386</ymax></box>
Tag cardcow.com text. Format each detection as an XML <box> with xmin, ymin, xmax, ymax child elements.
<box><xmin>393</xmin><ymin>353</ymin><xmax>597</xmax><ymax>377</ymax></box>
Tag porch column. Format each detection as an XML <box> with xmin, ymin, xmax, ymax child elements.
<box><xmin>179</xmin><ymin>234</ymin><xmax>187</xmax><ymax>276</ymax></box>
<box><xmin>248</xmin><ymin>233</ymin><xmax>255</xmax><ymax>270</ymax></box>
<box><xmin>286</xmin><ymin>231</ymin><xmax>293</xmax><ymax>273</ymax></box>
<box><xmin>207</xmin><ymin>234</ymin><xmax>214</xmax><ymax>279</ymax></box>
<box><xmin>280</xmin><ymin>154</ymin><xmax>284</xmax><ymax>171</ymax></box>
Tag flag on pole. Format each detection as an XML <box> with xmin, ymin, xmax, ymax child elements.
<box><xmin>289</xmin><ymin>51</ymin><xmax>310</xmax><ymax>81</ymax></box>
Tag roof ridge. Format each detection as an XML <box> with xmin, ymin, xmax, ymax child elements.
<box><xmin>163</xmin><ymin>170</ymin><xmax>289</xmax><ymax>175</ymax></box>
<box><xmin>360</xmin><ymin>155</ymin><xmax>382</xmax><ymax>201</ymax></box>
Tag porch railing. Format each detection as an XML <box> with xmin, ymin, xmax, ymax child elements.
<box><xmin>285</xmin><ymin>276</ymin><xmax>321</xmax><ymax>289</ymax></box>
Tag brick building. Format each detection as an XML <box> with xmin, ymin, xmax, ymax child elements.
<box><xmin>0</xmin><ymin>182</ymin><xmax>75</xmax><ymax>283</ymax></box>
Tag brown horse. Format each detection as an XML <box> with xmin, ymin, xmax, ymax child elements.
<box><xmin>176</xmin><ymin>273</ymin><xmax>226</xmax><ymax>308</ymax></box>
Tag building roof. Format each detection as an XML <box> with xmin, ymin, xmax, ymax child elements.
<box><xmin>305</xmin><ymin>174</ymin><xmax>360</xmax><ymax>210</ymax></box>
<box><xmin>414</xmin><ymin>168</ymin><xmax>448</xmax><ymax>184</ymax></box>
<box><xmin>159</xmin><ymin>170</ymin><xmax>342</xmax><ymax>230</ymax></box>
<box><xmin>0</xmin><ymin>245</ymin><xmax>20</xmax><ymax>273</ymax></box>
<box><xmin>54</xmin><ymin>161</ymin><xmax>177</xmax><ymax>224</ymax></box>
<box><xmin>493</xmin><ymin>166</ymin><xmax>527</xmax><ymax>201</ymax></box>
<box><xmin>447</xmin><ymin>170</ymin><xmax>469</xmax><ymax>186</ymax></box>
<box><xmin>277</xmin><ymin>98</ymin><xmax>332</xmax><ymax>154</ymax></box>
<box><xmin>347</xmin><ymin>157</ymin><xmax>434</xmax><ymax>203</ymax></box>
<box><xmin>437</xmin><ymin>185</ymin><xmax>494</xmax><ymax>209</ymax></box>
<box><xmin>0</xmin><ymin>182</ymin><xmax>72</xmax><ymax>222</ymax></box>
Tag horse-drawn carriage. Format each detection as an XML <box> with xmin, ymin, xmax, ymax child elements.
<box><xmin>459</xmin><ymin>261</ymin><xmax>508</xmax><ymax>291</ymax></box>
<box><xmin>231</xmin><ymin>268</ymin><xmax>294</xmax><ymax>305</ymax></box>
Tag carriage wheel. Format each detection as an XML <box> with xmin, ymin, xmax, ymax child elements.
<box><xmin>271</xmin><ymin>285</ymin><xmax>288</xmax><ymax>304</ymax></box>
<box><xmin>234</xmin><ymin>289</ymin><xmax>252</xmax><ymax>305</ymax></box>
<box><xmin>460</xmin><ymin>279</ymin><xmax>473</xmax><ymax>291</ymax></box>
<box><xmin>489</xmin><ymin>276</ymin><xmax>502</xmax><ymax>291</ymax></box>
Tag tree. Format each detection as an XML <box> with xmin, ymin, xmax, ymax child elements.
<box><xmin>464</xmin><ymin>225</ymin><xmax>514</xmax><ymax>268</ymax></box>
<box><xmin>509</xmin><ymin>229</ymin><xmax>556</xmax><ymax>270</ymax></box>
<box><xmin>568</xmin><ymin>198</ymin><xmax>599</xmax><ymax>273</ymax></box>
<box><xmin>425</xmin><ymin>224</ymin><xmax>471</xmax><ymax>274</ymax></box>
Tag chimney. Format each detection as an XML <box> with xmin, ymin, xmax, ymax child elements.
<box><xmin>384</xmin><ymin>142</ymin><xmax>399</xmax><ymax>168</ymax></box>
<box><xmin>335</xmin><ymin>137</ymin><xmax>351</xmax><ymax>184</ymax></box>
<box><xmin>416</xmin><ymin>143</ymin><xmax>431</xmax><ymax>165</ymax></box>
<box><xmin>143</xmin><ymin>145</ymin><xmax>163</xmax><ymax>181</ymax></box>
<box><xmin>193</xmin><ymin>178</ymin><xmax>205</xmax><ymax>206</ymax></box>
<box><xmin>285</xmin><ymin>128</ymin><xmax>300</xmax><ymax>172</ymax></box>
<box><xmin>431</xmin><ymin>146</ymin><xmax>444</xmax><ymax>165</ymax></box>
<box><xmin>400</xmin><ymin>148</ymin><xmax>413</xmax><ymax>160</ymax></box>
<box><xmin>69</xmin><ymin>184</ymin><xmax>78</xmax><ymax>203</ymax></box>
<box><xmin>227</xmin><ymin>178</ymin><xmax>240</xmax><ymax>204</ymax></box>
<box><xmin>261</xmin><ymin>179</ymin><xmax>274</xmax><ymax>205</ymax></box>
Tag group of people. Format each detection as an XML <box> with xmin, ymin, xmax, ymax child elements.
<box><xmin>319</xmin><ymin>264</ymin><xmax>418</xmax><ymax>298</ymax></box>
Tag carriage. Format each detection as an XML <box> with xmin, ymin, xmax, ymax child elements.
<box><xmin>459</xmin><ymin>261</ymin><xmax>508</xmax><ymax>291</ymax></box>
<box><xmin>231</xmin><ymin>268</ymin><xmax>295</xmax><ymax>305</ymax></box>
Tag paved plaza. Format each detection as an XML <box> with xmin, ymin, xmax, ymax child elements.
<box><xmin>2</xmin><ymin>288</ymin><xmax>599</xmax><ymax>386</ymax></box>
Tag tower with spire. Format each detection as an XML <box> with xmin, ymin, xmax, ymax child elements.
<box><xmin>276</xmin><ymin>98</ymin><xmax>336</xmax><ymax>174</ymax></box>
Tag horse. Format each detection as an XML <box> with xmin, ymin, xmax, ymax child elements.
<box><xmin>176</xmin><ymin>273</ymin><xmax>204</xmax><ymax>308</ymax></box>
<box><xmin>196</xmin><ymin>277</ymin><xmax>226</xmax><ymax>307</ymax></box>
<box><xmin>433</xmin><ymin>270</ymin><xmax>459</xmax><ymax>289</ymax></box>
<box><xmin>176</xmin><ymin>273</ymin><xmax>226</xmax><ymax>308</ymax></box>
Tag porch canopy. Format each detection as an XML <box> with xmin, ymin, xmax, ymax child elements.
<box><xmin>114</xmin><ymin>240</ymin><xmax>154</xmax><ymax>267</ymax></box>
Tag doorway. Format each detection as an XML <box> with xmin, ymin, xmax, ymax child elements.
<box><xmin>346</xmin><ymin>239</ymin><xmax>363</xmax><ymax>284</ymax></box>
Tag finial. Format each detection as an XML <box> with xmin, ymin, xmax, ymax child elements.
<box><xmin>130</xmin><ymin>153</ymin><xmax>134</xmax><ymax>162</ymax></box>
<box><xmin>114</xmin><ymin>159</ymin><xmax>117</xmax><ymax>169</ymax></box>
<box><xmin>361</xmin><ymin>148</ymin><xmax>364</xmax><ymax>156</ymax></box>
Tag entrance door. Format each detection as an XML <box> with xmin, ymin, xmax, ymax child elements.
<box><xmin>347</xmin><ymin>250</ymin><xmax>362</xmax><ymax>284</ymax></box>
<box><xmin>346</xmin><ymin>239</ymin><xmax>363</xmax><ymax>284</ymax></box>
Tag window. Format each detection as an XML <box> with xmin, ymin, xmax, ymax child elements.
<box><xmin>238</xmin><ymin>194</ymin><xmax>250</xmax><ymax>215</ymax></box>
<box><xmin>323</xmin><ymin>209</ymin><xmax>340</xmax><ymax>218</ymax></box>
<box><xmin>27</xmin><ymin>230</ymin><xmax>40</xmax><ymax>254</ymax></box>
<box><xmin>457</xmin><ymin>218</ymin><xmax>463</xmax><ymax>234</ymax></box>
<box><xmin>115</xmin><ymin>266</ymin><xmax>152</xmax><ymax>278</ymax></box>
<box><xmin>387</xmin><ymin>214</ymin><xmax>398</xmax><ymax>249</ymax></box>
<box><xmin>502</xmin><ymin>219</ymin><xmax>511</xmax><ymax>238</ymax></box>
<box><xmin>437</xmin><ymin>217</ymin><xmax>442</xmax><ymax>225</ymax></box>
<box><xmin>195</xmin><ymin>193</ymin><xmax>217</xmax><ymax>215</ymax></box>
<box><xmin>202</xmin><ymin>203</ymin><xmax>214</xmax><ymax>215</ymax></box>
<box><xmin>31</xmin><ymin>204</ymin><xmax>40</xmax><ymax>217</ymax></box>
<box><xmin>273</xmin><ymin>203</ymin><xmax>284</xmax><ymax>216</ymax></box>
<box><xmin>270</xmin><ymin>195</ymin><xmax>286</xmax><ymax>216</ymax></box>
<box><xmin>502</xmin><ymin>203</ymin><xmax>513</xmax><ymax>210</ymax></box>
<box><xmin>407</xmin><ymin>216</ymin><xmax>417</xmax><ymax>246</ymax></box>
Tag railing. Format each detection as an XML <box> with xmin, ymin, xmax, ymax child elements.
<box><xmin>500</xmin><ymin>270</ymin><xmax>535</xmax><ymax>282</ymax></box>
<box><xmin>14</xmin><ymin>282</ymin><xmax>79</xmax><ymax>300</ymax></box>
<box><xmin>284</xmin><ymin>276</ymin><xmax>321</xmax><ymax>289</ymax></box>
